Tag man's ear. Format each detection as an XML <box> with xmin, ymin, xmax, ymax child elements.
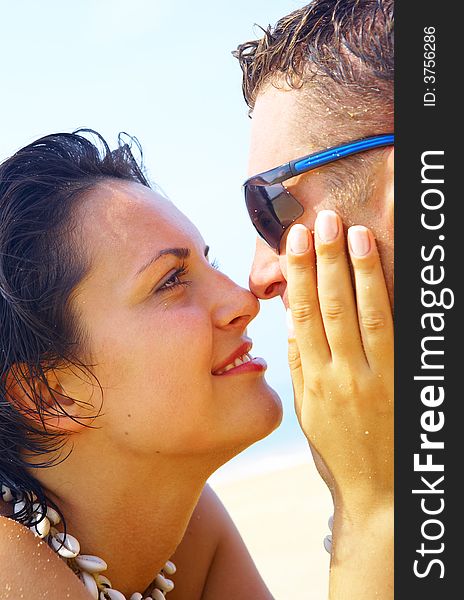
<box><xmin>385</xmin><ymin>147</ymin><xmax>394</xmax><ymax>230</ymax></box>
<box><xmin>371</xmin><ymin>146</ymin><xmax>394</xmax><ymax>228</ymax></box>
<box><xmin>4</xmin><ymin>365</ymin><xmax>89</xmax><ymax>434</ymax></box>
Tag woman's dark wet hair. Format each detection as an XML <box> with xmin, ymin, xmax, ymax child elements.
<box><xmin>0</xmin><ymin>130</ymin><xmax>150</xmax><ymax>532</ymax></box>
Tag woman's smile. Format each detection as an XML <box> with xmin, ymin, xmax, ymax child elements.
<box><xmin>212</xmin><ymin>349</ymin><xmax>268</xmax><ymax>376</ymax></box>
<box><xmin>213</xmin><ymin>356</ymin><xmax>268</xmax><ymax>376</ymax></box>
<box><xmin>211</xmin><ymin>337</ymin><xmax>267</xmax><ymax>376</ymax></box>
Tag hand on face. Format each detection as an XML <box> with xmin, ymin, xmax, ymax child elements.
<box><xmin>285</xmin><ymin>211</ymin><xmax>393</xmax><ymax>513</ymax></box>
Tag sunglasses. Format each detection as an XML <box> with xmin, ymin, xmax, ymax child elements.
<box><xmin>243</xmin><ymin>134</ymin><xmax>394</xmax><ymax>253</ymax></box>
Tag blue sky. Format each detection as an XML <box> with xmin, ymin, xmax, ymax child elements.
<box><xmin>1</xmin><ymin>0</ymin><xmax>309</xmax><ymax>471</ymax></box>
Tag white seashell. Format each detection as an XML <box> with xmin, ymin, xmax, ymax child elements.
<box><xmin>13</xmin><ymin>500</ymin><xmax>26</xmax><ymax>514</ymax></box>
<box><xmin>154</xmin><ymin>574</ymin><xmax>174</xmax><ymax>592</ymax></box>
<box><xmin>46</xmin><ymin>506</ymin><xmax>61</xmax><ymax>525</ymax></box>
<box><xmin>31</xmin><ymin>502</ymin><xmax>45</xmax><ymax>518</ymax></box>
<box><xmin>30</xmin><ymin>504</ymin><xmax>48</xmax><ymax>527</ymax></box>
<box><xmin>163</xmin><ymin>561</ymin><xmax>176</xmax><ymax>575</ymax></box>
<box><xmin>30</xmin><ymin>516</ymin><xmax>51</xmax><ymax>538</ymax></box>
<box><xmin>79</xmin><ymin>571</ymin><xmax>99</xmax><ymax>600</ymax></box>
<box><xmin>75</xmin><ymin>554</ymin><xmax>108</xmax><ymax>574</ymax></box>
<box><xmin>95</xmin><ymin>574</ymin><xmax>112</xmax><ymax>588</ymax></box>
<box><xmin>323</xmin><ymin>534</ymin><xmax>332</xmax><ymax>553</ymax></box>
<box><xmin>105</xmin><ymin>589</ymin><xmax>127</xmax><ymax>600</ymax></box>
<box><xmin>49</xmin><ymin>526</ymin><xmax>59</xmax><ymax>538</ymax></box>
<box><xmin>130</xmin><ymin>594</ymin><xmax>143</xmax><ymax>600</ymax></box>
<box><xmin>1</xmin><ymin>485</ymin><xmax>13</xmax><ymax>502</ymax></box>
<box><xmin>151</xmin><ymin>590</ymin><xmax>166</xmax><ymax>600</ymax></box>
<box><xmin>50</xmin><ymin>532</ymin><xmax>80</xmax><ymax>558</ymax></box>
<box><xmin>328</xmin><ymin>515</ymin><xmax>334</xmax><ymax>532</ymax></box>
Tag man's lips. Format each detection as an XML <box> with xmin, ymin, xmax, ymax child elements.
<box><xmin>212</xmin><ymin>341</ymin><xmax>253</xmax><ymax>375</ymax></box>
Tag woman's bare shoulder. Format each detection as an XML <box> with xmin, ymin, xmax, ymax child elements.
<box><xmin>0</xmin><ymin>515</ymin><xmax>91</xmax><ymax>600</ymax></box>
<box><xmin>169</xmin><ymin>484</ymin><xmax>273</xmax><ymax>600</ymax></box>
<box><xmin>167</xmin><ymin>484</ymin><xmax>225</xmax><ymax>599</ymax></box>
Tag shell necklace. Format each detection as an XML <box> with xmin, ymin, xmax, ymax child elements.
<box><xmin>1</xmin><ymin>484</ymin><xmax>176</xmax><ymax>600</ymax></box>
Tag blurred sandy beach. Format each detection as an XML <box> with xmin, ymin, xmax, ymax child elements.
<box><xmin>210</xmin><ymin>455</ymin><xmax>332</xmax><ymax>600</ymax></box>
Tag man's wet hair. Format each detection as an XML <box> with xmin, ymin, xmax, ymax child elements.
<box><xmin>234</xmin><ymin>0</ymin><xmax>394</xmax><ymax>206</ymax></box>
<box><xmin>234</xmin><ymin>0</ymin><xmax>393</xmax><ymax>117</ymax></box>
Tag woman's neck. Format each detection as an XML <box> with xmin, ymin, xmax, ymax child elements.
<box><xmin>26</xmin><ymin>442</ymin><xmax>217</xmax><ymax>597</ymax></box>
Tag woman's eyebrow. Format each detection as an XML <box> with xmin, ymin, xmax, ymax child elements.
<box><xmin>136</xmin><ymin>247</ymin><xmax>191</xmax><ymax>276</ymax></box>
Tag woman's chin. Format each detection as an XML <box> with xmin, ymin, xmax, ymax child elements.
<box><xmin>235</xmin><ymin>384</ymin><xmax>284</xmax><ymax>449</ymax></box>
<box><xmin>209</xmin><ymin>399</ymin><xmax>283</xmax><ymax>475</ymax></box>
<box><xmin>259</xmin><ymin>385</ymin><xmax>284</xmax><ymax>434</ymax></box>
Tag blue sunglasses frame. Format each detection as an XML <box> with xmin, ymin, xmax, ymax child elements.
<box><xmin>243</xmin><ymin>134</ymin><xmax>394</xmax><ymax>252</ymax></box>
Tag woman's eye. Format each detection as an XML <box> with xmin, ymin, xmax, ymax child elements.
<box><xmin>157</xmin><ymin>264</ymin><xmax>191</xmax><ymax>293</ymax></box>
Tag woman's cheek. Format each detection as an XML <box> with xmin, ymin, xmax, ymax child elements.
<box><xmin>147</xmin><ymin>306</ymin><xmax>213</xmax><ymax>376</ymax></box>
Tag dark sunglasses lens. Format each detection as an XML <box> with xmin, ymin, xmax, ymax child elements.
<box><xmin>245</xmin><ymin>184</ymin><xmax>304</xmax><ymax>251</ymax></box>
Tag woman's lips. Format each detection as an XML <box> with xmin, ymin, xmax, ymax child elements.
<box><xmin>212</xmin><ymin>341</ymin><xmax>252</xmax><ymax>374</ymax></box>
<box><xmin>212</xmin><ymin>339</ymin><xmax>267</xmax><ymax>376</ymax></box>
<box><xmin>213</xmin><ymin>356</ymin><xmax>267</xmax><ymax>376</ymax></box>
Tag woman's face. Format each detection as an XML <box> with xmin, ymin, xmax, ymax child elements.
<box><xmin>64</xmin><ymin>180</ymin><xmax>282</xmax><ymax>461</ymax></box>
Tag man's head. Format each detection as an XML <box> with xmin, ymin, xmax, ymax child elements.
<box><xmin>234</xmin><ymin>0</ymin><xmax>394</xmax><ymax>302</ymax></box>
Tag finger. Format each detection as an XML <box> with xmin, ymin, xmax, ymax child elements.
<box><xmin>314</xmin><ymin>210</ymin><xmax>365</xmax><ymax>365</ymax></box>
<box><xmin>286</xmin><ymin>224</ymin><xmax>331</xmax><ymax>369</ymax></box>
<box><xmin>287</xmin><ymin>309</ymin><xmax>304</xmax><ymax>417</ymax></box>
<box><xmin>347</xmin><ymin>226</ymin><xmax>394</xmax><ymax>372</ymax></box>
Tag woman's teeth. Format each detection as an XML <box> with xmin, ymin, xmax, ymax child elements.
<box><xmin>217</xmin><ymin>353</ymin><xmax>252</xmax><ymax>375</ymax></box>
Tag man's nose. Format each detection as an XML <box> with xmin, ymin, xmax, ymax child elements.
<box><xmin>249</xmin><ymin>237</ymin><xmax>286</xmax><ymax>300</ymax></box>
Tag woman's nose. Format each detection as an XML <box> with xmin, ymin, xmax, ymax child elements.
<box><xmin>249</xmin><ymin>237</ymin><xmax>286</xmax><ymax>300</ymax></box>
<box><xmin>213</xmin><ymin>272</ymin><xmax>260</xmax><ymax>330</ymax></box>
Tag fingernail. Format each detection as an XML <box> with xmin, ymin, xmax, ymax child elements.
<box><xmin>348</xmin><ymin>226</ymin><xmax>371</xmax><ymax>256</ymax></box>
<box><xmin>288</xmin><ymin>224</ymin><xmax>309</xmax><ymax>254</ymax></box>
<box><xmin>316</xmin><ymin>210</ymin><xmax>339</xmax><ymax>243</ymax></box>
<box><xmin>286</xmin><ymin>308</ymin><xmax>295</xmax><ymax>338</ymax></box>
